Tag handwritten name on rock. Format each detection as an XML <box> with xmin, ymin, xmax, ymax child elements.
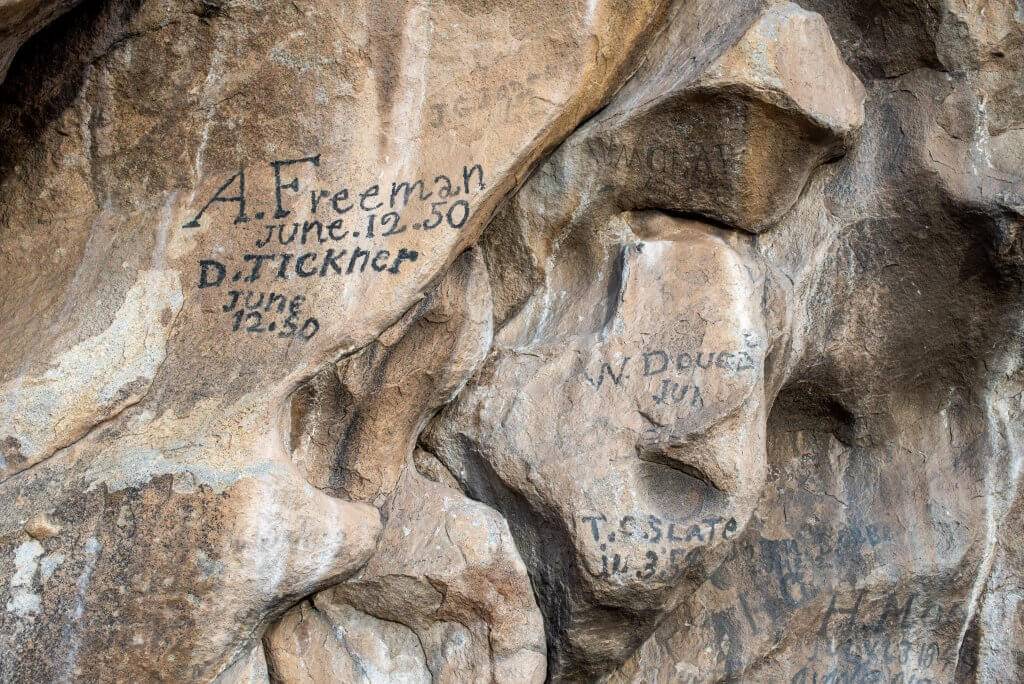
<box><xmin>181</xmin><ymin>153</ymin><xmax>487</xmax><ymax>342</ymax></box>
<box><xmin>182</xmin><ymin>154</ymin><xmax>485</xmax><ymax>232</ymax></box>
<box><xmin>580</xmin><ymin>513</ymin><xmax>739</xmax><ymax>581</ymax></box>
<box><xmin>580</xmin><ymin>345</ymin><xmax>762</xmax><ymax>409</ymax></box>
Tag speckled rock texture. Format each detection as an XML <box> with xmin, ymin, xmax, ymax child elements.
<box><xmin>0</xmin><ymin>0</ymin><xmax>1021</xmax><ymax>682</ymax></box>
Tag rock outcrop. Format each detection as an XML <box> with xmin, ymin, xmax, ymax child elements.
<box><xmin>0</xmin><ymin>0</ymin><xmax>1021</xmax><ymax>682</ymax></box>
<box><xmin>0</xmin><ymin>0</ymin><xmax>80</xmax><ymax>80</ymax></box>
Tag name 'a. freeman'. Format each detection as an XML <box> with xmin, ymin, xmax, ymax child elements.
<box><xmin>181</xmin><ymin>153</ymin><xmax>486</xmax><ymax>229</ymax></box>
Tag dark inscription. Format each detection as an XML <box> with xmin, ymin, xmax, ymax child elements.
<box><xmin>221</xmin><ymin>290</ymin><xmax>319</xmax><ymax>341</ymax></box>
<box><xmin>580</xmin><ymin>348</ymin><xmax>760</xmax><ymax>409</ymax></box>
<box><xmin>586</xmin><ymin>139</ymin><xmax>739</xmax><ymax>183</ymax></box>
<box><xmin>705</xmin><ymin>515</ymin><xmax>959</xmax><ymax>682</ymax></box>
<box><xmin>183</xmin><ymin>154</ymin><xmax>487</xmax><ymax>341</ymax></box>
<box><xmin>581</xmin><ymin>513</ymin><xmax>738</xmax><ymax>581</ymax></box>
<box><xmin>197</xmin><ymin>247</ymin><xmax>421</xmax><ymax>287</ymax></box>
<box><xmin>583</xmin><ymin>349</ymin><xmax>759</xmax><ymax>388</ymax></box>
<box><xmin>182</xmin><ymin>154</ymin><xmax>485</xmax><ymax>236</ymax></box>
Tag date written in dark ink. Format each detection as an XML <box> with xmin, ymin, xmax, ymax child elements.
<box><xmin>252</xmin><ymin>200</ymin><xmax>471</xmax><ymax>247</ymax></box>
<box><xmin>221</xmin><ymin>289</ymin><xmax>319</xmax><ymax>341</ymax></box>
<box><xmin>580</xmin><ymin>513</ymin><xmax>738</xmax><ymax>581</ymax></box>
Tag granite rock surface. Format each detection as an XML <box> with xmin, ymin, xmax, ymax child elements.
<box><xmin>0</xmin><ymin>0</ymin><xmax>1021</xmax><ymax>682</ymax></box>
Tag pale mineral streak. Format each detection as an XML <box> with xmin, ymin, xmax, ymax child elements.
<box><xmin>0</xmin><ymin>0</ymin><xmax>1021</xmax><ymax>682</ymax></box>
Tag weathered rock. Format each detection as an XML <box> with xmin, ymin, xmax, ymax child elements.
<box><xmin>290</xmin><ymin>248</ymin><xmax>494</xmax><ymax>506</ymax></box>
<box><xmin>265</xmin><ymin>598</ymin><xmax>433</xmax><ymax>683</ymax></box>
<box><xmin>426</xmin><ymin>212</ymin><xmax>783</xmax><ymax>678</ymax></box>
<box><xmin>215</xmin><ymin>642</ymin><xmax>270</xmax><ymax>684</ymax></box>
<box><xmin>0</xmin><ymin>0</ymin><xmax>1022</xmax><ymax>681</ymax></box>
<box><xmin>0</xmin><ymin>0</ymin><xmax>80</xmax><ymax>81</ymax></box>
<box><xmin>603</xmin><ymin>1</ymin><xmax>1024</xmax><ymax>681</ymax></box>
<box><xmin>541</xmin><ymin>1</ymin><xmax>866</xmax><ymax>234</ymax></box>
<box><xmin>267</xmin><ymin>459</ymin><xmax>545</xmax><ymax>683</ymax></box>
<box><xmin>0</xmin><ymin>447</ymin><xmax>382</xmax><ymax>681</ymax></box>
<box><xmin>0</xmin><ymin>0</ymin><xmax>669</xmax><ymax>678</ymax></box>
<box><xmin>269</xmin><ymin>248</ymin><xmax>542</xmax><ymax>681</ymax></box>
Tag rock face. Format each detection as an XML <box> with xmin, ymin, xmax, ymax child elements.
<box><xmin>0</xmin><ymin>0</ymin><xmax>80</xmax><ymax>80</ymax></box>
<box><xmin>0</xmin><ymin>0</ymin><xmax>1020</xmax><ymax>682</ymax></box>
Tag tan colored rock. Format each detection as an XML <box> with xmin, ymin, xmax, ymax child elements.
<box><xmin>290</xmin><ymin>248</ymin><xmax>493</xmax><ymax>506</ymax></box>
<box><xmin>271</xmin><ymin>248</ymin><xmax>542</xmax><ymax>681</ymax></box>
<box><xmin>0</xmin><ymin>0</ymin><xmax>79</xmax><ymax>80</ymax></box>
<box><xmin>426</xmin><ymin>211</ymin><xmax>783</xmax><ymax>678</ymax></box>
<box><xmin>266</xmin><ymin>598</ymin><xmax>432</xmax><ymax>683</ymax></box>
<box><xmin>602</xmin><ymin>2</ymin><xmax>1024</xmax><ymax>681</ymax></box>
<box><xmin>0</xmin><ymin>0</ymin><xmax>1022</xmax><ymax>682</ymax></box>
<box><xmin>697</xmin><ymin>4</ymin><xmax>865</xmax><ymax>141</ymax></box>
<box><xmin>268</xmin><ymin>462</ymin><xmax>546</xmax><ymax>683</ymax></box>
<box><xmin>1</xmin><ymin>270</ymin><xmax>181</xmax><ymax>480</ymax></box>
<box><xmin>22</xmin><ymin>512</ymin><xmax>59</xmax><ymax>540</ymax></box>
<box><xmin>0</xmin><ymin>0</ymin><xmax>671</xmax><ymax>678</ymax></box>
<box><xmin>543</xmin><ymin>1</ymin><xmax>865</xmax><ymax>234</ymax></box>
<box><xmin>1</xmin><ymin>448</ymin><xmax>381</xmax><ymax>681</ymax></box>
